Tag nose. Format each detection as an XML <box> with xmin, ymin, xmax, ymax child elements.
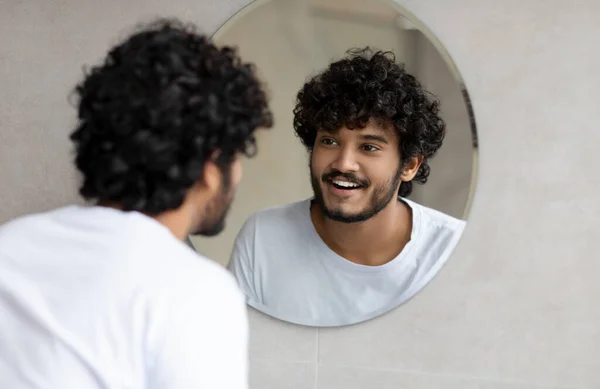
<box><xmin>331</xmin><ymin>147</ymin><xmax>359</xmax><ymax>172</ymax></box>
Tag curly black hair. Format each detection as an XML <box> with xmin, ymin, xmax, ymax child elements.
<box><xmin>69</xmin><ymin>19</ymin><xmax>273</xmax><ymax>215</ymax></box>
<box><xmin>293</xmin><ymin>47</ymin><xmax>445</xmax><ymax>197</ymax></box>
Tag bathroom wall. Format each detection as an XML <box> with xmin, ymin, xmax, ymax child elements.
<box><xmin>243</xmin><ymin>1</ymin><xmax>600</xmax><ymax>388</ymax></box>
<box><xmin>409</xmin><ymin>31</ymin><xmax>475</xmax><ymax>219</ymax></box>
<box><xmin>1</xmin><ymin>1</ymin><xmax>599</xmax><ymax>389</ymax></box>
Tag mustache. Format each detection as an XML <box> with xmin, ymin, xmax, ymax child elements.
<box><xmin>321</xmin><ymin>170</ymin><xmax>369</xmax><ymax>187</ymax></box>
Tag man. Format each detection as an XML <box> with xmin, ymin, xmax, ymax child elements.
<box><xmin>228</xmin><ymin>48</ymin><xmax>466</xmax><ymax>327</ymax></box>
<box><xmin>0</xmin><ymin>19</ymin><xmax>272</xmax><ymax>388</ymax></box>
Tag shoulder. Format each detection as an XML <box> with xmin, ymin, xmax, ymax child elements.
<box><xmin>0</xmin><ymin>207</ymin><xmax>69</xmax><ymax>248</ymax></box>
<box><xmin>145</xmin><ymin>240</ymin><xmax>245</xmax><ymax>312</ymax></box>
<box><xmin>140</xmin><ymin>241</ymin><xmax>248</xmax><ymax>389</ymax></box>
<box><xmin>401</xmin><ymin>199</ymin><xmax>467</xmax><ymax>271</ymax></box>
<box><xmin>405</xmin><ymin>198</ymin><xmax>466</xmax><ymax>233</ymax></box>
<box><xmin>402</xmin><ymin>198</ymin><xmax>466</xmax><ymax>254</ymax></box>
<box><xmin>133</xmin><ymin>231</ymin><xmax>243</xmax><ymax>302</ymax></box>
<box><xmin>234</xmin><ymin>198</ymin><xmax>311</xmax><ymax>240</ymax></box>
<box><xmin>131</xmin><ymin>240</ymin><xmax>247</xmax><ymax>344</ymax></box>
<box><xmin>0</xmin><ymin>208</ymin><xmax>52</xmax><ymax>231</ymax></box>
<box><xmin>249</xmin><ymin>199</ymin><xmax>309</xmax><ymax>224</ymax></box>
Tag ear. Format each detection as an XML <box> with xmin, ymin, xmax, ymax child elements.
<box><xmin>200</xmin><ymin>158</ymin><xmax>222</xmax><ymax>196</ymax></box>
<box><xmin>401</xmin><ymin>156</ymin><xmax>424</xmax><ymax>182</ymax></box>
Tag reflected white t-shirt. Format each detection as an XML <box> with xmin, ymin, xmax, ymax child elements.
<box><xmin>0</xmin><ymin>205</ymin><xmax>248</xmax><ymax>389</ymax></box>
<box><xmin>228</xmin><ymin>197</ymin><xmax>466</xmax><ymax>327</ymax></box>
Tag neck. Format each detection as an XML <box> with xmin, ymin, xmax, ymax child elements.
<box><xmin>152</xmin><ymin>208</ymin><xmax>193</xmax><ymax>241</ymax></box>
<box><xmin>311</xmin><ymin>198</ymin><xmax>413</xmax><ymax>266</ymax></box>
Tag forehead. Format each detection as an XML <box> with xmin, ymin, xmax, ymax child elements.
<box><xmin>321</xmin><ymin>120</ymin><xmax>398</xmax><ymax>142</ymax></box>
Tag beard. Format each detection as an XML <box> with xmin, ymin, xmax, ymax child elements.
<box><xmin>190</xmin><ymin>167</ymin><xmax>235</xmax><ymax>237</ymax></box>
<box><xmin>310</xmin><ymin>162</ymin><xmax>403</xmax><ymax>223</ymax></box>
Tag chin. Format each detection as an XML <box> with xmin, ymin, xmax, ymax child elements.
<box><xmin>190</xmin><ymin>222</ymin><xmax>226</xmax><ymax>237</ymax></box>
<box><xmin>325</xmin><ymin>204</ymin><xmax>362</xmax><ymax>216</ymax></box>
<box><xmin>325</xmin><ymin>211</ymin><xmax>370</xmax><ymax>224</ymax></box>
<box><xmin>326</xmin><ymin>197</ymin><xmax>366</xmax><ymax>210</ymax></box>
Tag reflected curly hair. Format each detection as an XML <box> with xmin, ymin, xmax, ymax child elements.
<box><xmin>293</xmin><ymin>47</ymin><xmax>445</xmax><ymax>197</ymax></box>
<box><xmin>70</xmin><ymin>19</ymin><xmax>273</xmax><ymax>215</ymax></box>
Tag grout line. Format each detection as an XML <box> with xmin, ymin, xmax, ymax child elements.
<box><xmin>250</xmin><ymin>358</ymin><xmax>316</xmax><ymax>364</ymax></box>
<box><xmin>314</xmin><ymin>328</ymin><xmax>320</xmax><ymax>389</ymax></box>
<box><xmin>313</xmin><ymin>363</ymin><xmax>582</xmax><ymax>389</ymax></box>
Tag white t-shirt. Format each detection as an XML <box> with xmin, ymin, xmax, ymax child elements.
<box><xmin>0</xmin><ymin>205</ymin><xmax>248</xmax><ymax>389</ymax></box>
<box><xmin>228</xmin><ymin>197</ymin><xmax>466</xmax><ymax>327</ymax></box>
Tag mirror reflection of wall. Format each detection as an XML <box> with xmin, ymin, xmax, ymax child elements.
<box><xmin>190</xmin><ymin>0</ymin><xmax>478</xmax><ymax>327</ymax></box>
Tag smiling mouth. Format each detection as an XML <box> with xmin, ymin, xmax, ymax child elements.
<box><xmin>329</xmin><ymin>179</ymin><xmax>363</xmax><ymax>190</ymax></box>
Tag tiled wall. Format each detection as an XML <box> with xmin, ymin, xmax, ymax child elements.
<box><xmin>242</xmin><ymin>1</ymin><xmax>600</xmax><ymax>388</ymax></box>
<box><xmin>1</xmin><ymin>0</ymin><xmax>599</xmax><ymax>388</ymax></box>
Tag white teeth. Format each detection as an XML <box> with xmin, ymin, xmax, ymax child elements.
<box><xmin>332</xmin><ymin>180</ymin><xmax>359</xmax><ymax>188</ymax></box>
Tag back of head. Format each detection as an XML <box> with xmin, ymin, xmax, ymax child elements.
<box><xmin>70</xmin><ymin>18</ymin><xmax>273</xmax><ymax>215</ymax></box>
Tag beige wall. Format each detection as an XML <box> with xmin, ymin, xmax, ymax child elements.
<box><xmin>409</xmin><ymin>31</ymin><xmax>475</xmax><ymax>218</ymax></box>
<box><xmin>1</xmin><ymin>1</ymin><xmax>599</xmax><ymax>389</ymax></box>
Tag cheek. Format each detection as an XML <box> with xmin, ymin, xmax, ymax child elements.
<box><xmin>364</xmin><ymin>163</ymin><xmax>394</xmax><ymax>185</ymax></box>
<box><xmin>310</xmin><ymin>150</ymin><xmax>328</xmax><ymax>173</ymax></box>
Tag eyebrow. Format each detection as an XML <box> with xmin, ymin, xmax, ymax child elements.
<box><xmin>360</xmin><ymin>134</ymin><xmax>389</xmax><ymax>144</ymax></box>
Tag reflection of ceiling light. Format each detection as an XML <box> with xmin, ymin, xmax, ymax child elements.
<box><xmin>394</xmin><ymin>16</ymin><xmax>417</xmax><ymax>30</ymax></box>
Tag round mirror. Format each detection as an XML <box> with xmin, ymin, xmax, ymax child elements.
<box><xmin>189</xmin><ymin>0</ymin><xmax>478</xmax><ymax>327</ymax></box>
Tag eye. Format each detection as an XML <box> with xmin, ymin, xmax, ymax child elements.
<box><xmin>320</xmin><ymin>138</ymin><xmax>337</xmax><ymax>146</ymax></box>
<box><xmin>361</xmin><ymin>144</ymin><xmax>380</xmax><ymax>152</ymax></box>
